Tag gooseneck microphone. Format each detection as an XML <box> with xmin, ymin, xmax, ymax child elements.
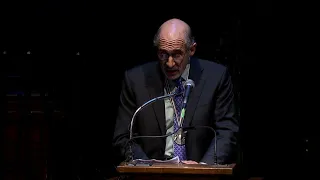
<box><xmin>127</xmin><ymin>79</ymin><xmax>218</xmax><ymax>165</ymax></box>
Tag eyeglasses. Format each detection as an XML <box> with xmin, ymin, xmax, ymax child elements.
<box><xmin>157</xmin><ymin>50</ymin><xmax>186</xmax><ymax>63</ymax></box>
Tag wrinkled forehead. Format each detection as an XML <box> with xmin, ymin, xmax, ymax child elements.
<box><xmin>158</xmin><ymin>38</ymin><xmax>186</xmax><ymax>51</ymax></box>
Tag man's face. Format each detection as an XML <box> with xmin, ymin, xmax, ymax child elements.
<box><xmin>157</xmin><ymin>38</ymin><xmax>196</xmax><ymax>80</ymax></box>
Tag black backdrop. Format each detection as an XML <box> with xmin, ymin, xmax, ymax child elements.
<box><xmin>2</xmin><ymin>1</ymin><xmax>277</xmax><ymax>179</ymax></box>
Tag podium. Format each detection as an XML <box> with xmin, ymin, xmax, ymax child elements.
<box><xmin>116</xmin><ymin>162</ymin><xmax>236</xmax><ymax>180</ymax></box>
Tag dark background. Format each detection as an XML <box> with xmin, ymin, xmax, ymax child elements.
<box><xmin>2</xmin><ymin>1</ymin><xmax>305</xmax><ymax>180</ymax></box>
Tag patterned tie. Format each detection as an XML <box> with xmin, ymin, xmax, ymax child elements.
<box><xmin>173</xmin><ymin>78</ymin><xmax>187</xmax><ymax>161</ymax></box>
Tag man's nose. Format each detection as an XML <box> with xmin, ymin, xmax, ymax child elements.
<box><xmin>166</xmin><ymin>56</ymin><xmax>175</xmax><ymax>68</ymax></box>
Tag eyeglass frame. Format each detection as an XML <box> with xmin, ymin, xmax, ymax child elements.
<box><xmin>157</xmin><ymin>48</ymin><xmax>190</xmax><ymax>63</ymax></box>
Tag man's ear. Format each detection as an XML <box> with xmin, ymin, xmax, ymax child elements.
<box><xmin>189</xmin><ymin>42</ymin><xmax>197</xmax><ymax>56</ymax></box>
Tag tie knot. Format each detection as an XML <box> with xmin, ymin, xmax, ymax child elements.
<box><xmin>174</xmin><ymin>77</ymin><xmax>182</xmax><ymax>86</ymax></box>
<box><xmin>174</xmin><ymin>77</ymin><xmax>184</xmax><ymax>93</ymax></box>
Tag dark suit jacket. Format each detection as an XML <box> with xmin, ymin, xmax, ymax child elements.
<box><xmin>112</xmin><ymin>57</ymin><xmax>239</xmax><ymax>164</ymax></box>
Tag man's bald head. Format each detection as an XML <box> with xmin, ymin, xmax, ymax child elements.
<box><xmin>153</xmin><ymin>18</ymin><xmax>194</xmax><ymax>48</ymax></box>
<box><xmin>154</xmin><ymin>18</ymin><xmax>197</xmax><ymax>80</ymax></box>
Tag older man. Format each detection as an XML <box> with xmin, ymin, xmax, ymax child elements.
<box><xmin>113</xmin><ymin>18</ymin><xmax>239</xmax><ymax>165</ymax></box>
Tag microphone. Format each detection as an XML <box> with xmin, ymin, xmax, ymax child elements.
<box><xmin>182</xmin><ymin>79</ymin><xmax>195</xmax><ymax>108</ymax></box>
<box><xmin>183</xmin><ymin>126</ymin><xmax>218</xmax><ymax>165</ymax></box>
<box><xmin>127</xmin><ymin>91</ymin><xmax>182</xmax><ymax>162</ymax></box>
<box><xmin>179</xmin><ymin>79</ymin><xmax>195</xmax><ymax>124</ymax></box>
<box><xmin>126</xmin><ymin>79</ymin><xmax>194</xmax><ymax>162</ymax></box>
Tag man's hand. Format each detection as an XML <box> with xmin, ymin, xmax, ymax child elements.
<box><xmin>181</xmin><ymin>160</ymin><xmax>198</xmax><ymax>164</ymax></box>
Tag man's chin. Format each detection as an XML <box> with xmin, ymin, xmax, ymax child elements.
<box><xmin>166</xmin><ymin>74</ymin><xmax>180</xmax><ymax>80</ymax></box>
<box><xmin>165</xmin><ymin>71</ymin><xmax>180</xmax><ymax>80</ymax></box>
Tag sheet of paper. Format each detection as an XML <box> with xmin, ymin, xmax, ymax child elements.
<box><xmin>129</xmin><ymin>156</ymin><xmax>180</xmax><ymax>166</ymax></box>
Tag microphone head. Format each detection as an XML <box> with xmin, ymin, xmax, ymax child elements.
<box><xmin>184</xmin><ymin>79</ymin><xmax>195</xmax><ymax>88</ymax></box>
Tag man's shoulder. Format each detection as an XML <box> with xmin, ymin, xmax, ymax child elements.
<box><xmin>197</xmin><ymin>58</ymin><xmax>227</xmax><ymax>73</ymax></box>
<box><xmin>125</xmin><ymin>61</ymin><xmax>158</xmax><ymax>77</ymax></box>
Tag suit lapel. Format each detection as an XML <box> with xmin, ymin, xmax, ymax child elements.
<box><xmin>184</xmin><ymin>57</ymin><xmax>205</xmax><ymax>127</ymax></box>
<box><xmin>145</xmin><ymin>62</ymin><xmax>166</xmax><ymax>135</ymax></box>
